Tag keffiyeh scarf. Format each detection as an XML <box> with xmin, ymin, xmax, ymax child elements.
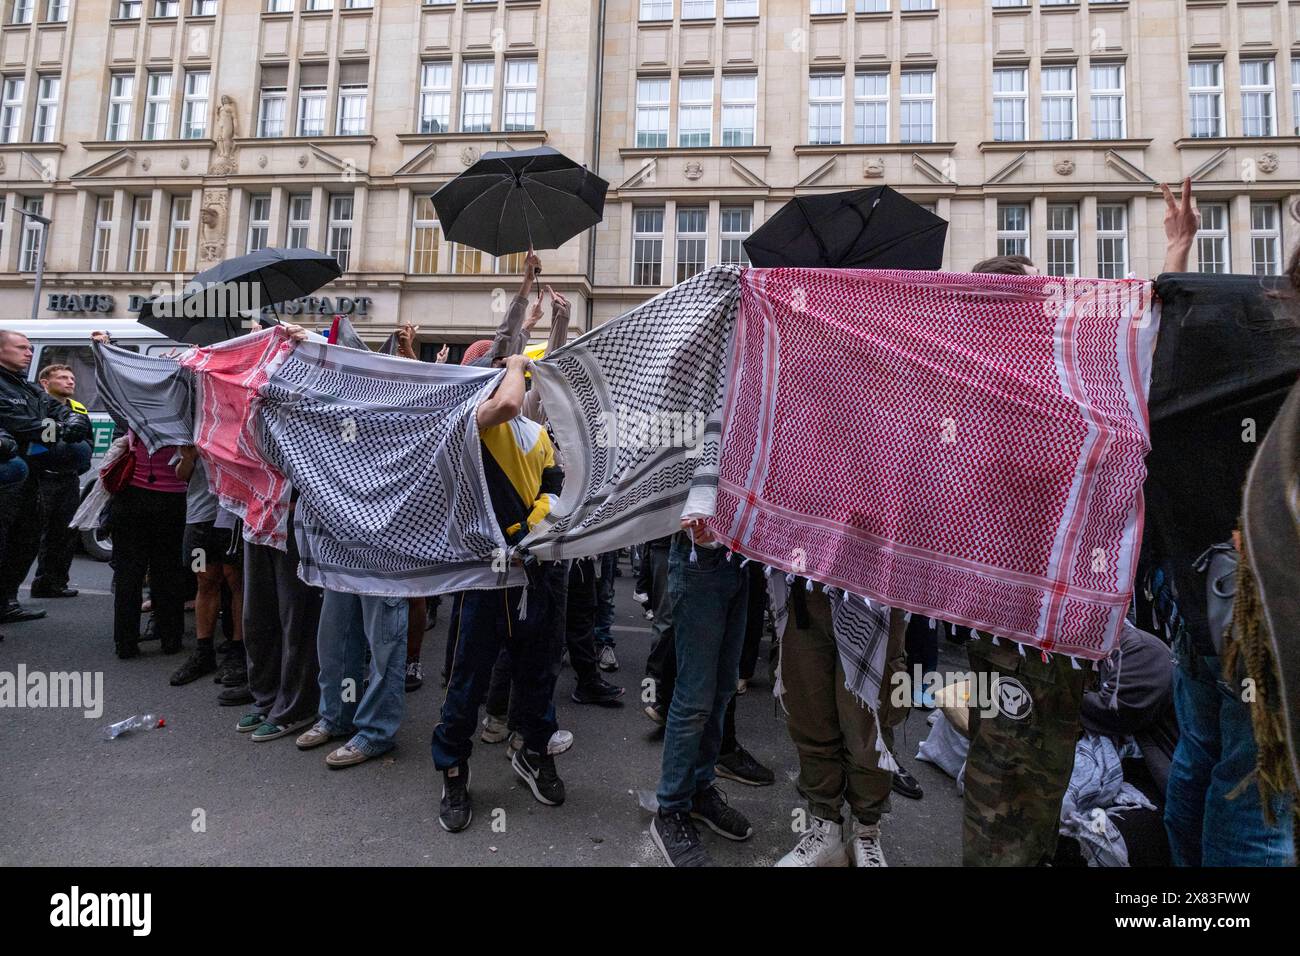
<box><xmin>92</xmin><ymin>342</ymin><xmax>194</xmax><ymax>453</ymax></box>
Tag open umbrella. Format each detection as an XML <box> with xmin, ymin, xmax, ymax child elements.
<box><xmin>138</xmin><ymin>247</ymin><xmax>341</xmax><ymax>345</ymax></box>
<box><xmin>743</xmin><ymin>186</ymin><xmax>947</xmax><ymax>270</ymax></box>
<box><xmin>432</xmin><ymin>146</ymin><xmax>608</xmax><ymax>256</ymax></box>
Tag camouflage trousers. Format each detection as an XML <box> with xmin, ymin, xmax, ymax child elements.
<box><xmin>963</xmin><ymin>635</ymin><xmax>1087</xmax><ymax>866</ymax></box>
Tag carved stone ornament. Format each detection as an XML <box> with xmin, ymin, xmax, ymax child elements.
<box><xmin>298</xmin><ymin>153</ymin><xmax>308</xmax><ymax>168</ymax></box>
<box><xmin>198</xmin><ymin>187</ymin><xmax>229</xmax><ymax>263</ymax></box>
<box><xmin>0</xmin><ymin>155</ymin><xmax>6</xmax><ymax>175</ymax></box>
<box><xmin>140</xmin><ymin>156</ymin><xmax>151</xmax><ymax>171</ymax></box>
<box><xmin>683</xmin><ymin>160</ymin><xmax>703</xmax><ymax>181</ymax></box>
<box><xmin>1054</xmin><ymin>158</ymin><xmax>1075</xmax><ymax>176</ymax></box>
<box><xmin>209</xmin><ymin>94</ymin><xmax>239</xmax><ymax>175</ymax></box>
<box><xmin>258</xmin><ymin>153</ymin><xmax>268</xmax><ymax>169</ymax></box>
<box><xmin>864</xmin><ymin>156</ymin><xmax>885</xmax><ymax>179</ymax></box>
<box><xmin>179</xmin><ymin>156</ymin><xmax>189</xmax><ymax>170</ymax></box>
<box><xmin>1257</xmin><ymin>151</ymin><xmax>1279</xmax><ymax>174</ymax></box>
<box><xmin>459</xmin><ymin>146</ymin><xmax>480</xmax><ymax>167</ymax></box>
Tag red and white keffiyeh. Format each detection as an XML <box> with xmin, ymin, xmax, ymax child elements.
<box><xmin>708</xmin><ymin>268</ymin><xmax>1158</xmax><ymax>660</ymax></box>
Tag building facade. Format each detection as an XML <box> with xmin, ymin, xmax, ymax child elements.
<box><xmin>1</xmin><ymin>0</ymin><xmax>1297</xmax><ymax>349</ymax></box>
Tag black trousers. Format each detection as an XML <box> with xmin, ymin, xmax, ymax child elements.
<box><xmin>0</xmin><ymin>471</ymin><xmax>41</xmax><ymax>605</ymax></box>
<box><xmin>33</xmin><ymin>472</ymin><xmax>80</xmax><ymax>593</ymax></box>
<box><xmin>110</xmin><ymin>486</ymin><xmax>187</xmax><ymax>651</ymax></box>
<box><xmin>564</xmin><ymin>557</ymin><xmax>601</xmax><ymax>684</ymax></box>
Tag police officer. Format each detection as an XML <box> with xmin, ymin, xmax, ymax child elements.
<box><xmin>29</xmin><ymin>364</ymin><xmax>92</xmax><ymax>599</ymax></box>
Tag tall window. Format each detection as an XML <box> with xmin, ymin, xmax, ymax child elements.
<box><xmin>1195</xmin><ymin>202</ymin><xmax>1229</xmax><ymax>273</ymax></box>
<box><xmin>1188</xmin><ymin>60</ymin><xmax>1224</xmax><ymax>138</ymax></box>
<box><xmin>1240</xmin><ymin>59</ymin><xmax>1275</xmax><ymax>137</ymax></box>
<box><xmin>502</xmin><ymin>59</ymin><xmax>537</xmax><ymax>131</ymax></box>
<box><xmin>46</xmin><ymin>0</ymin><xmax>68</xmax><ymax>21</ymax></box>
<box><xmin>681</xmin><ymin>0</ymin><xmax>714</xmax><ymax>17</ymax></box>
<box><xmin>117</xmin><ymin>0</ymin><xmax>141</xmax><ymax>16</ymax></box>
<box><xmin>719</xmin><ymin>206</ymin><xmax>751</xmax><ymax>266</ymax></box>
<box><xmin>1040</xmin><ymin>65</ymin><xmax>1076</xmax><ymax>141</ymax></box>
<box><xmin>676</xmin><ymin>206</ymin><xmax>707</xmax><ymax>281</ymax></box>
<box><xmin>721</xmin><ymin>73</ymin><xmax>756</xmax><ymax>146</ymax></box>
<box><xmin>639</xmin><ymin>0</ymin><xmax>670</xmax><ymax>19</ymax></box>
<box><xmin>20</xmin><ymin>197</ymin><xmax>43</xmax><ymax>272</ymax></box>
<box><xmin>677</xmin><ymin>76</ymin><xmax>712</xmax><ymax>147</ymax></box>
<box><xmin>1089</xmin><ymin>63</ymin><xmax>1125</xmax><ymax>139</ymax></box>
<box><xmin>632</xmin><ymin>207</ymin><xmax>664</xmax><ymax>286</ymax></box>
<box><xmin>992</xmin><ymin>67</ymin><xmax>1027</xmax><ymax>142</ymax></box>
<box><xmin>1</xmin><ymin>77</ymin><xmax>24</xmax><ymax>144</ymax></box>
<box><xmin>297</xmin><ymin>64</ymin><xmax>327</xmax><ymax>136</ymax></box>
<box><xmin>996</xmin><ymin>203</ymin><xmax>1029</xmax><ymax>257</ymax></box>
<box><xmin>853</xmin><ymin>71</ymin><xmax>888</xmax><ymax>144</ymax></box>
<box><xmin>635</xmin><ymin>78</ymin><xmax>669</xmax><ymax>148</ymax></box>
<box><xmin>167</xmin><ymin>196</ymin><xmax>191</xmax><ymax>272</ymax></box>
<box><xmin>144</xmin><ymin>72</ymin><xmax>172</xmax><ymax>140</ymax></box>
<box><xmin>419</xmin><ymin>61</ymin><xmax>451</xmax><ymax>133</ymax></box>
<box><xmin>1096</xmin><ymin>203</ymin><xmax>1128</xmax><ymax>279</ymax></box>
<box><xmin>460</xmin><ymin>60</ymin><xmax>493</xmax><ymax>132</ymax></box>
<box><xmin>725</xmin><ymin>0</ymin><xmax>757</xmax><ymax>14</ymax></box>
<box><xmin>1293</xmin><ymin>58</ymin><xmax>1300</xmax><ymax>136</ymax></box>
<box><xmin>154</xmin><ymin>0</ymin><xmax>178</xmax><ymax>15</ymax></box>
<box><xmin>1045</xmin><ymin>203</ymin><xmax>1079</xmax><ymax>277</ymax></box>
<box><xmin>258</xmin><ymin>67</ymin><xmax>287</xmax><ymax>137</ymax></box>
<box><xmin>129</xmin><ymin>195</ymin><xmax>152</xmax><ymax>272</ymax></box>
<box><xmin>328</xmin><ymin>193</ymin><xmax>353</xmax><ymax>271</ymax></box>
<box><xmin>808</xmin><ymin>73</ymin><xmax>843</xmax><ymax>144</ymax></box>
<box><xmin>177</xmin><ymin>71</ymin><xmax>210</xmax><ymax>140</ymax></box>
<box><xmin>811</xmin><ymin>0</ymin><xmax>844</xmax><ymax>12</ymax></box>
<box><xmin>107</xmin><ymin>73</ymin><xmax>134</xmax><ymax>141</ymax></box>
<box><xmin>192</xmin><ymin>0</ymin><xmax>216</xmax><ymax>13</ymax></box>
<box><xmin>496</xmin><ymin>251</ymin><xmax>525</xmax><ymax>275</ymax></box>
<box><xmin>91</xmin><ymin>196</ymin><xmax>114</xmax><ymax>272</ymax></box>
<box><xmin>33</xmin><ymin>75</ymin><xmax>59</xmax><ymax>143</ymax></box>
<box><xmin>1250</xmin><ymin>202</ymin><xmax>1281</xmax><ymax>275</ymax></box>
<box><xmin>336</xmin><ymin>84</ymin><xmax>368</xmax><ymax>135</ymax></box>
<box><xmin>287</xmin><ymin>194</ymin><xmax>311</xmax><ymax>247</ymax></box>
<box><xmin>410</xmin><ymin>195</ymin><xmax>440</xmax><ymax>274</ymax></box>
<box><xmin>12</xmin><ymin>0</ymin><xmax>33</xmax><ymax>24</ymax></box>
<box><xmin>246</xmin><ymin>194</ymin><xmax>271</xmax><ymax>253</ymax></box>
<box><xmin>306</xmin><ymin>0</ymin><xmax>331</xmax><ymax>10</ymax></box>
<box><xmin>451</xmin><ymin>242</ymin><xmax>488</xmax><ymax>274</ymax></box>
<box><xmin>899</xmin><ymin>69</ymin><xmax>935</xmax><ymax>143</ymax></box>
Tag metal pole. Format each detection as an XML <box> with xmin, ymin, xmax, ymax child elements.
<box><xmin>30</xmin><ymin>219</ymin><xmax>47</xmax><ymax>325</ymax></box>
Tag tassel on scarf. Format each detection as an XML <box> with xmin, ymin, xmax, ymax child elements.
<box><xmin>516</xmin><ymin>586</ymin><xmax>528</xmax><ymax>622</ymax></box>
<box><xmin>1070</xmin><ymin>656</ymin><xmax>1082</xmax><ymax>670</ymax></box>
<box><xmin>763</xmin><ymin>565</ymin><xmax>773</xmax><ymax>578</ymax></box>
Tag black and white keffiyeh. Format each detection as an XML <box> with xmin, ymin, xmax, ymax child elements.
<box><xmin>92</xmin><ymin>341</ymin><xmax>194</xmax><ymax>452</ymax></box>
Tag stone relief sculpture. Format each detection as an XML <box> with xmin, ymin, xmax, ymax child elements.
<box><xmin>210</xmin><ymin>95</ymin><xmax>238</xmax><ymax>174</ymax></box>
<box><xmin>199</xmin><ymin>188</ymin><xmax>229</xmax><ymax>262</ymax></box>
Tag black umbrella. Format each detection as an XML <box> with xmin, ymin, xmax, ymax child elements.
<box><xmin>432</xmin><ymin>146</ymin><xmax>608</xmax><ymax>256</ymax></box>
<box><xmin>138</xmin><ymin>247</ymin><xmax>341</xmax><ymax>345</ymax></box>
<box><xmin>743</xmin><ymin>186</ymin><xmax>947</xmax><ymax>270</ymax></box>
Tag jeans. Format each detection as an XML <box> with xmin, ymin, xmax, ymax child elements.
<box><xmin>656</xmin><ymin>536</ymin><xmax>748</xmax><ymax>813</ymax></box>
<box><xmin>1164</xmin><ymin>631</ymin><xmax>1296</xmax><ymax>866</ymax></box>
<box><xmin>316</xmin><ymin>590</ymin><xmax>408</xmax><ymax>756</ymax></box>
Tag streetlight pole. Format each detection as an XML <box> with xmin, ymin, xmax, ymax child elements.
<box><xmin>17</xmin><ymin>207</ymin><xmax>52</xmax><ymax>325</ymax></box>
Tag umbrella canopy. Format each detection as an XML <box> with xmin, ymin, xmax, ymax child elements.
<box><xmin>139</xmin><ymin>247</ymin><xmax>341</xmax><ymax>345</ymax></box>
<box><xmin>743</xmin><ymin>186</ymin><xmax>947</xmax><ymax>270</ymax></box>
<box><xmin>432</xmin><ymin>146</ymin><xmax>608</xmax><ymax>256</ymax></box>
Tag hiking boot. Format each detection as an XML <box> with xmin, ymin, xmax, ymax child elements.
<box><xmin>597</xmin><ymin>645</ymin><xmax>619</xmax><ymax>672</ymax></box>
<box><xmin>891</xmin><ymin>762</ymin><xmax>924</xmax><ymax>800</ymax></box>
<box><xmin>571</xmin><ymin>676</ymin><xmax>624</xmax><ymax>705</ymax></box>
<box><xmin>404</xmin><ymin>660</ymin><xmax>423</xmax><ymax>692</ymax></box>
<box><xmin>511</xmin><ymin>747</ymin><xmax>565</xmax><ymax>806</ymax></box>
<box><xmin>650</xmin><ymin>810</ymin><xmax>712</xmax><ymax>867</ymax></box>
<box><xmin>690</xmin><ymin>785</ymin><xmax>753</xmax><ymax>841</ymax></box>
<box><xmin>849</xmin><ymin>820</ymin><xmax>887</xmax><ymax>867</ymax></box>
<box><xmin>715</xmin><ymin>746</ymin><xmax>774</xmax><ymax>787</ymax></box>
<box><xmin>439</xmin><ymin>763</ymin><xmax>472</xmax><ymax>832</ymax></box>
<box><xmin>776</xmin><ymin>815</ymin><xmax>848</xmax><ymax>867</ymax></box>
<box><xmin>480</xmin><ymin>713</ymin><xmax>509</xmax><ymax>744</ymax></box>
<box><xmin>169</xmin><ymin>644</ymin><xmax>217</xmax><ymax>686</ymax></box>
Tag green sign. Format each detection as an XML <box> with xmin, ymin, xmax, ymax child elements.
<box><xmin>91</xmin><ymin>419</ymin><xmax>115</xmax><ymax>456</ymax></box>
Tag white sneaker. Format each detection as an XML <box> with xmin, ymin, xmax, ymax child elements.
<box><xmin>480</xmin><ymin>713</ymin><xmax>509</xmax><ymax>743</ymax></box>
<box><xmin>507</xmin><ymin>729</ymin><xmax>574</xmax><ymax>757</ymax></box>
<box><xmin>775</xmin><ymin>816</ymin><xmax>848</xmax><ymax>867</ymax></box>
<box><xmin>849</xmin><ymin>820</ymin><xmax>888</xmax><ymax>867</ymax></box>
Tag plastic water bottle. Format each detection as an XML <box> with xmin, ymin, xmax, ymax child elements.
<box><xmin>102</xmin><ymin>714</ymin><xmax>165</xmax><ymax>740</ymax></box>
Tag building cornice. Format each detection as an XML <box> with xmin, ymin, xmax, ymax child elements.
<box><xmin>81</xmin><ymin>139</ymin><xmax>217</xmax><ymax>152</ymax></box>
<box><xmin>1173</xmin><ymin>136</ymin><xmax>1300</xmax><ymax>149</ymax></box>
<box><xmin>619</xmin><ymin>146</ymin><xmax>771</xmax><ymax>159</ymax></box>
<box><xmin>395</xmin><ymin>131</ymin><xmax>548</xmax><ymax>146</ymax></box>
<box><xmin>978</xmin><ymin>139</ymin><xmax>1152</xmax><ymax>152</ymax></box>
<box><xmin>793</xmin><ymin>142</ymin><xmax>956</xmax><ymax>155</ymax></box>
<box><xmin>233</xmin><ymin>135</ymin><xmax>377</xmax><ymax>148</ymax></box>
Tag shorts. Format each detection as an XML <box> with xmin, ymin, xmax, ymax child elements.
<box><xmin>183</xmin><ymin>521</ymin><xmax>242</xmax><ymax>568</ymax></box>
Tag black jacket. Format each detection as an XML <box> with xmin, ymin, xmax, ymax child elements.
<box><xmin>0</xmin><ymin>366</ymin><xmax>93</xmax><ymax>463</ymax></box>
<box><xmin>0</xmin><ymin>424</ymin><xmax>17</xmax><ymax>462</ymax></box>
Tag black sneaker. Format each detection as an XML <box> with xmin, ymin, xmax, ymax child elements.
<box><xmin>213</xmin><ymin>640</ymin><xmax>242</xmax><ymax>683</ymax></box>
<box><xmin>510</xmin><ymin>747</ymin><xmax>566</xmax><ymax>806</ymax></box>
<box><xmin>644</xmin><ymin>700</ymin><xmax>667</xmax><ymax>725</ymax></box>
<box><xmin>714</xmin><ymin>745</ymin><xmax>775</xmax><ymax>787</ymax></box>
<box><xmin>170</xmin><ymin>645</ymin><xmax>217</xmax><ymax>685</ymax></box>
<box><xmin>439</xmin><ymin>763</ymin><xmax>473</xmax><ymax>833</ymax></box>
<box><xmin>650</xmin><ymin>810</ymin><xmax>712</xmax><ymax>867</ymax></box>
<box><xmin>216</xmin><ymin>683</ymin><xmax>254</xmax><ymax>707</ymax></box>
<box><xmin>404</xmin><ymin>660</ymin><xmax>424</xmax><ymax>692</ymax></box>
<box><xmin>571</xmin><ymin>676</ymin><xmax>625</xmax><ymax>705</ymax></box>
<box><xmin>892</xmin><ymin>762</ymin><xmax>924</xmax><ymax>800</ymax></box>
<box><xmin>690</xmin><ymin>785</ymin><xmax>754</xmax><ymax>841</ymax></box>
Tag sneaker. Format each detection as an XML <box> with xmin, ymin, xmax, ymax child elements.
<box><xmin>643</xmin><ymin>609</ymin><xmax>654</xmax><ymax>621</ymax></box>
<box><xmin>216</xmin><ymin>683</ymin><xmax>254</xmax><ymax>707</ymax></box>
<box><xmin>690</xmin><ymin>785</ymin><xmax>753</xmax><ymax>841</ymax></box>
<box><xmin>213</xmin><ymin>640</ymin><xmax>242</xmax><ymax>683</ymax></box>
<box><xmin>736</xmin><ymin>678</ymin><xmax>749</xmax><ymax>695</ymax></box>
<box><xmin>571</xmin><ymin>676</ymin><xmax>624</xmax><ymax>705</ymax></box>
<box><xmin>480</xmin><ymin>713</ymin><xmax>509</xmax><ymax>744</ymax></box>
<box><xmin>507</xmin><ymin>729</ymin><xmax>574</xmax><ymax>757</ymax></box>
<box><xmin>510</xmin><ymin>747</ymin><xmax>566</xmax><ymax>806</ymax></box>
<box><xmin>219</xmin><ymin>660</ymin><xmax>248</xmax><ymax>687</ymax></box>
<box><xmin>714</xmin><ymin>746</ymin><xmax>775</xmax><ymax>787</ymax></box>
<box><xmin>891</xmin><ymin>763</ymin><xmax>924</xmax><ymax>800</ymax></box>
<box><xmin>404</xmin><ymin>660</ymin><xmax>424</xmax><ymax>692</ymax></box>
<box><xmin>650</xmin><ymin>810</ymin><xmax>712</xmax><ymax>867</ymax></box>
<box><xmin>169</xmin><ymin>645</ymin><xmax>217</xmax><ymax>686</ymax></box>
<box><xmin>251</xmin><ymin>717</ymin><xmax>314</xmax><ymax>742</ymax></box>
<box><xmin>849</xmin><ymin>820</ymin><xmax>888</xmax><ymax>867</ymax></box>
<box><xmin>236</xmin><ymin>713</ymin><xmax>267</xmax><ymax>733</ymax></box>
<box><xmin>439</xmin><ymin>763</ymin><xmax>473</xmax><ymax>833</ymax></box>
<box><xmin>644</xmin><ymin>700</ymin><xmax>667</xmax><ymax>725</ymax></box>
<box><xmin>776</xmin><ymin>815</ymin><xmax>848</xmax><ymax>867</ymax></box>
<box><xmin>326</xmin><ymin>741</ymin><xmax>375</xmax><ymax>769</ymax></box>
<box><xmin>598</xmin><ymin>645</ymin><xmax>619</xmax><ymax>672</ymax></box>
<box><xmin>632</xmin><ymin>590</ymin><xmax>650</xmax><ymax>606</ymax></box>
<box><xmin>296</xmin><ymin>720</ymin><xmax>345</xmax><ymax>750</ymax></box>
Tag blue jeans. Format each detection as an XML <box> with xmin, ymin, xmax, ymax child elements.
<box><xmin>656</xmin><ymin>537</ymin><xmax>748</xmax><ymax>812</ymax></box>
<box><xmin>595</xmin><ymin>551</ymin><xmax>616</xmax><ymax>647</ymax></box>
<box><xmin>315</xmin><ymin>591</ymin><xmax>409</xmax><ymax>756</ymax></box>
<box><xmin>1164</xmin><ymin>631</ymin><xmax>1296</xmax><ymax>866</ymax></box>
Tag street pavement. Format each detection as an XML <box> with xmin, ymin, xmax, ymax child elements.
<box><xmin>1</xmin><ymin>553</ymin><xmax>964</xmax><ymax>866</ymax></box>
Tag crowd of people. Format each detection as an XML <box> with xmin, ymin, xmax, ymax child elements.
<box><xmin>0</xmin><ymin>179</ymin><xmax>1296</xmax><ymax>867</ymax></box>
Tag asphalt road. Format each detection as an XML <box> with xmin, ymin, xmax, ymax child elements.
<box><xmin>1</xmin><ymin>553</ymin><xmax>964</xmax><ymax>866</ymax></box>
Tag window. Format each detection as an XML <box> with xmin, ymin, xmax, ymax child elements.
<box><xmin>343</xmin><ymin>0</ymin><xmax>372</xmax><ymax>7</ymax></box>
<box><xmin>854</xmin><ymin>71</ymin><xmax>888</xmax><ymax>144</ymax></box>
<box><xmin>1089</xmin><ymin>63</ymin><xmax>1125</xmax><ymax>139</ymax></box>
<box><xmin>265</xmin><ymin>0</ymin><xmax>292</xmax><ymax>11</ymax></box>
<box><xmin>0</xmin><ymin>198</ymin><xmax>6</xmax><ymax>259</ymax></box>
<box><xmin>496</xmin><ymin>251</ymin><xmax>525</xmax><ymax>275</ymax></box>
<box><xmin>117</xmin><ymin>0</ymin><xmax>141</xmax><ymax>15</ymax></box>
<box><xmin>419</xmin><ymin>61</ymin><xmax>451</xmax><ymax>133</ymax></box>
<box><xmin>154</xmin><ymin>0</ymin><xmax>178</xmax><ymax>15</ymax></box>
<box><xmin>33</xmin><ymin>75</ymin><xmax>59</xmax><ymax>143</ymax></box>
<box><xmin>676</xmin><ymin>206</ymin><xmax>707</xmax><ymax>281</ymax></box>
<box><xmin>1096</xmin><ymin>203</ymin><xmax>1128</xmax><ymax>279</ymax></box>
<box><xmin>720</xmin><ymin>206</ymin><xmax>751</xmax><ymax>266</ymax></box>
<box><xmin>460</xmin><ymin>60</ymin><xmax>493</xmax><ymax>133</ymax></box>
<box><xmin>1</xmin><ymin>77</ymin><xmax>23</xmax><ymax>144</ymax></box>
<box><xmin>167</xmin><ymin>196</ymin><xmax>191</xmax><ymax>272</ymax></box>
<box><xmin>808</xmin><ymin>73</ymin><xmax>843</xmax><ymax>144</ymax></box>
<box><xmin>328</xmin><ymin>193</ymin><xmax>353</xmax><ymax>271</ymax></box>
<box><xmin>721</xmin><ymin>73</ymin><xmax>756</xmax><ymax>146</ymax></box>
<box><xmin>336</xmin><ymin>84</ymin><xmax>368</xmax><ymax>135</ymax></box>
<box><xmin>144</xmin><ymin>72</ymin><xmax>173</xmax><ymax>140</ymax></box>
<box><xmin>1195</xmin><ymin>202</ymin><xmax>1229</xmax><ymax>274</ymax></box>
<box><xmin>287</xmin><ymin>194</ymin><xmax>311</xmax><ymax>248</ymax></box>
<box><xmin>857</xmin><ymin>0</ymin><xmax>888</xmax><ymax>10</ymax></box>
<box><xmin>811</xmin><ymin>0</ymin><xmax>844</xmax><ymax>13</ymax></box>
<box><xmin>502</xmin><ymin>58</ymin><xmax>537</xmax><ymax>131</ymax></box>
<box><xmin>725</xmin><ymin>0</ymin><xmax>757</xmax><ymax>15</ymax></box>
<box><xmin>191</xmin><ymin>0</ymin><xmax>216</xmax><ymax>14</ymax></box>
<box><xmin>900</xmin><ymin>0</ymin><xmax>933</xmax><ymax>9</ymax></box>
<box><xmin>129</xmin><ymin>195</ymin><xmax>152</xmax><ymax>272</ymax></box>
<box><xmin>1240</xmin><ymin>59</ymin><xmax>1275</xmax><ymax>137</ymax></box>
<box><xmin>992</xmin><ymin>0</ymin><xmax>1027</xmax><ymax>6</ymax></box>
<box><xmin>410</xmin><ymin>195</ymin><xmax>440</xmax><ymax>274</ymax></box>
<box><xmin>12</xmin><ymin>0</ymin><xmax>33</xmax><ymax>23</ymax></box>
<box><xmin>46</xmin><ymin>0</ymin><xmax>68</xmax><ymax>21</ymax></box>
<box><xmin>107</xmin><ymin>73</ymin><xmax>134</xmax><ymax>141</ymax></box>
<box><xmin>899</xmin><ymin>69</ymin><xmax>934</xmax><ymax>143</ymax></box>
<box><xmin>996</xmin><ymin>203</ymin><xmax>1029</xmax><ymax>257</ymax></box>
<box><xmin>639</xmin><ymin>0</ymin><xmax>670</xmax><ymax>19</ymax></box>
<box><xmin>635</xmin><ymin>78</ymin><xmax>669</xmax><ymax>148</ymax></box>
<box><xmin>682</xmin><ymin>0</ymin><xmax>714</xmax><ymax>18</ymax></box>
<box><xmin>91</xmin><ymin>196</ymin><xmax>114</xmax><ymax>273</ymax></box>
<box><xmin>182</xmin><ymin>71</ymin><xmax>209</xmax><ymax>138</ymax></box>
<box><xmin>20</xmin><ymin>196</ymin><xmax>44</xmax><ymax>272</ymax></box>
<box><xmin>297</xmin><ymin>64</ymin><xmax>327</xmax><ymax>136</ymax></box>
<box><xmin>246</xmin><ymin>194</ymin><xmax>270</xmax><ymax>253</ymax></box>
<box><xmin>258</xmin><ymin>66</ymin><xmax>287</xmax><ymax>137</ymax></box>
<box><xmin>632</xmin><ymin>207</ymin><xmax>664</xmax><ymax>286</ymax></box>
<box><xmin>677</xmin><ymin>76</ymin><xmax>712</xmax><ymax>147</ymax></box>
<box><xmin>1293</xmin><ymin>58</ymin><xmax>1300</xmax><ymax>136</ymax></box>
<box><xmin>306</xmin><ymin>0</ymin><xmax>332</xmax><ymax>8</ymax></box>
<box><xmin>992</xmin><ymin>67</ymin><xmax>1027</xmax><ymax>142</ymax></box>
<box><xmin>1188</xmin><ymin>60</ymin><xmax>1224</xmax><ymax>138</ymax></box>
<box><xmin>1040</xmin><ymin>65</ymin><xmax>1076</xmax><ymax>141</ymax></box>
<box><xmin>451</xmin><ymin>242</ymin><xmax>488</xmax><ymax>274</ymax></box>
<box><xmin>1250</xmin><ymin>202</ymin><xmax>1281</xmax><ymax>275</ymax></box>
<box><xmin>1045</xmin><ymin>203</ymin><xmax>1078</xmax><ymax>277</ymax></box>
